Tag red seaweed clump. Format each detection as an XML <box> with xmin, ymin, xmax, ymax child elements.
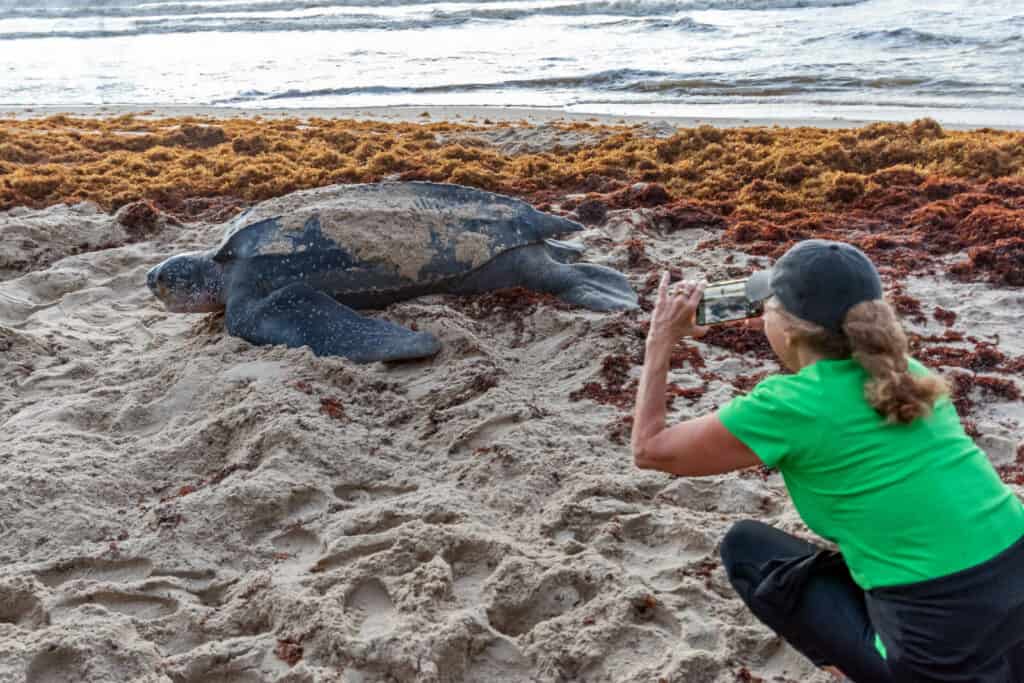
<box><xmin>669</xmin><ymin>342</ymin><xmax>706</xmax><ymax>370</ymax></box>
<box><xmin>888</xmin><ymin>290</ymin><xmax>926</xmax><ymax>324</ymax></box>
<box><xmin>910</xmin><ymin>329</ymin><xmax>965</xmax><ymax>346</ymax></box>
<box><xmin>575</xmin><ymin>197</ymin><xmax>608</xmax><ymax>225</ymax></box>
<box><xmin>954</xmin><ymin>204</ymin><xmax>1024</xmax><ymax>246</ymax></box>
<box><xmin>114</xmin><ymin>198</ymin><xmax>173</xmax><ymax>237</ymax></box>
<box><xmin>275</xmin><ymin>639</ymin><xmax>303</xmax><ymax>666</ymax></box>
<box><xmin>604</xmin><ymin>182</ymin><xmax>671</xmax><ymax>209</ymax></box>
<box><xmin>932</xmin><ymin>306</ymin><xmax>957</xmax><ymax>327</ymax></box>
<box><xmin>622</xmin><ymin>238</ymin><xmax>654</xmax><ymax>269</ymax></box>
<box><xmin>995</xmin><ymin>446</ymin><xmax>1024</xmax><ymax>486</ymax></box>
<box><xmin>458</xmin><ymin>287</ymin><xmax>569</xmax><ymax>321</ymax></box>
<box><xmin>730</xmin><ymin>371</ymin><xmax>769</xmax><ymax>393</ymax></box>
<box><xmin>653</xmin><ymin>200</ymin><xmax>727</xmax><ymax>232</ymax></box>
<box><xmin>700</xmin><ymin>324</ymin><xmax>775</xmax><ymax>360</ymax></box>
<box><xmin>983</xmin><ymin>177</ymin><xmax>1024</xmax><ymax>198</ymax></box>
<box><xmin>948</xmin><ymin>371</ymin><xmax>1022</xmax><ymax>418</ymax></box>
<box><xmin>950</xmin><ymin>238</ymin><xmax>1024</xmax><ymax>287</ymax></box>
<box><xmin>921</xmin><ymin>176</ymin><xmax>971</xmax><ymax>200</ymax></box>
<box><xmin>917</xmin><ymin>342</ymin><xmax>1006</xmax><ymax>373</ymax></box>
<box><xmin>171</xmin><ymin>196</ymin><xmax>249</xmax><ymax>223</ymax></box>
<box><xmin>665</xmin><ymin>383</ymin><xmax>708</xmax><ymax>406</ymax></box>
<box><xmin>569</xmin><ymin>353</ymin><xmax>637</xmax><ymax>409</ymax></box>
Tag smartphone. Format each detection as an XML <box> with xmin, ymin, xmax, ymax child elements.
<box><xmin>696</xmin><ymin>278</ymin><xmax>764</xmax><ymax>325</ymax></box>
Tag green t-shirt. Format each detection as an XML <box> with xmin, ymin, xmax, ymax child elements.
<box><xmin>719</xmin><ymin>358</ymin><xmax>1024</xmax><ymax>590</ymax></box>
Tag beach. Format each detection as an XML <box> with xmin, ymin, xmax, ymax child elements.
<box><xmin>1</xmin><ymin>109</ymin><xmax>1023</xmax><ymax>683</ymax></box>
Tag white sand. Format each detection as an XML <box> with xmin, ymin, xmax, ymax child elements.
<box><xmin>0</xmin><ymin>122</ymin><xmax>1021</xmax><ymax>683</ymax></box>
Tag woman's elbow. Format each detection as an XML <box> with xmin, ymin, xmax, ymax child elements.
<box><xmin>631</xmin><ymin>445</ymin><xmax>657</xmax><ymax>470</ymax></box>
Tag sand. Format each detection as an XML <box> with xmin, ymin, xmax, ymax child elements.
<box><xmin>6</xmin><ymin>104</ymin><xmax>1024</xmax><ymax>132</ymax></box>
<box><xmin>0</xmin><ymin>111</ymin><xmax>1022</xmax><ymax>683</ymax></box>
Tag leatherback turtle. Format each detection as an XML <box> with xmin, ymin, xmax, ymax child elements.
<box><xmin>146</xmin><ymin>181</ymin><xmax>638</xmax><ymax>363</ymax></box>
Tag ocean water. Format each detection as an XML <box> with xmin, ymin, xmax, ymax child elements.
<box><xmin>1</xmin><ymin>0</ymin><xmax>1022</xmax><ymax>125</ymax></box>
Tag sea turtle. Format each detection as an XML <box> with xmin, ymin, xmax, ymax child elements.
<box><xmin>146</xmin><ymin>181</ymin><xmax>638</xmax><ymax>362</ymax></box>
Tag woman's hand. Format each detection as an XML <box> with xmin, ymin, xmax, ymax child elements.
<box><xmin>646</xmin><ymin>272</ymin><xmax>708</xmax><ymax>350</ymax></box>
<box><xmin>745</xmin><ymin>316</ymin><xmax>765</xmax><ymax>331</ymax></box>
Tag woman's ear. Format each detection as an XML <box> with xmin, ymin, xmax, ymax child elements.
<box><xmin>782</xmin><ymin>326</ymin><xmax>796</xmax><ymax>350</ymax></box>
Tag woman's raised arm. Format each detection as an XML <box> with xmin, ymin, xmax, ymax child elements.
<box><xmin>630</xmin><ymin>273</ymin><xmax>759</xmax><ymax>476</ymax></box>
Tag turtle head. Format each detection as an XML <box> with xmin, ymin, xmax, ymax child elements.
<box><xmin>147</xmin><ymin>252</ymin><xmax>226</xmax><ymax>313</ymax></box>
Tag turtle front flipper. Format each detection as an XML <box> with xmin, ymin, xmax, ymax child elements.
<box><xmin>225</xmin><ymin>283</ymin><xmax>440</xmax><ymax>363</ymax></box>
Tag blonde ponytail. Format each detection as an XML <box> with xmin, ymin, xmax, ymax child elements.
<box><xmin>771</xmin><ymin>299</ymin><xmax>949</xmax><ymax>423</ymax></box>
<box><xmin>842</xmin><ymin>300</ymin><xmax>948</xmax><ymax>423</ymax></box>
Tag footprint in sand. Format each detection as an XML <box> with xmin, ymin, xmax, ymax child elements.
<box><xmin>26</xmin><ymin>647</ymin><xmax>82</xmax><ymax>683</ymax></box>
<box><xmin>617</xmin><ymin>513</ymin><xmax>716</xmax><ymax>589</ymax></box>
<box><xmin>443</xmin><ymin>540</ymin><xmax>503</xmax><ymax>606</ymax></box>
<box><xmin>36</xmin><ymin>557</ymin><xmax>152</xmax><ymax>588</ymax></box>
<box><xmin>463</xmin><ymin>637</ymin><xmax>531</xmax><ymax>682</ymax></box>
<box><xmin>487</xmin><ymin>573</ymin><xmax>597</xmax><ymax>637</ymax></box>
<box><xmin>271</xmin><ymin>527</ymin><xmax>322</xmax><ymax>575</ymax></box>
<box><xmin>346</xmin><ymin>579</ymin><xmax>397</xmax><ymax>640</ymax></box>
<box><xmin>50</xmin><ymin>590</ymin><xmax>178</xmax><ymax>622</ymax></box>
<box><xmin>332</xmin><ymin>482</ymin><xmax>417</xmax><ymax>507</ymax></box>
<box><xmin>281</xmin><ymin>488</ymin><xmax>330</xmax><ymax>525</ymax></box>
<box><xmin>311</xmin><ymin>537</ymin><xmax>397</xmax><ymax>575</ymax></box>
<box><xmin>657</xmin><ymin>476</ymin><xmax>781</xmax><ymax>516</ymax></box>
<box><xmin>447</xmin><ymin>412</ymin><xmax>523</xmax><ymax>457</ymax></box>
<box><xmin>0</xmin><ymin>578</ymin><xmax>48</xmax><ymax>629</ymax></box>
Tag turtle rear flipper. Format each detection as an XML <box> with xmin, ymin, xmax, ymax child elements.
<box><xmin>555</xmin><ymin>263</ymin><xmax>639</xmax><ymax>311</ymax></box>
<box><xmin>226</xmin><ymin>283</ymin><xmax>440</xmax><ymax>363</ymax></box>
<box><xmin>453</xmin><ymin>244</ymin><xmax>638</xmax><ymax>311</ymax></box>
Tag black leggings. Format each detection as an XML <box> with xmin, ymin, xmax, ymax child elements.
<box><xmin>719</xmin><ymin>520</ymin><xmax>1024</xmax><ymax>683</ymax></box>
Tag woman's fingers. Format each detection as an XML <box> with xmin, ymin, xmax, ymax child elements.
<box><xmin>653</xmin><ymin>271</ymin><xmax>671</xmax><ymax>312</ymax></box>
<box><xmin>685</xmin><ymin>282</ymin><xmax>704</xmax><ymax>308</ymax></box>
<box><xmin>648</xmin><ymin>273</ymin><xmax>711</xmax><ymax>341</ymax></box>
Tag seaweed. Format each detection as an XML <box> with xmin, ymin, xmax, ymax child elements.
<box><xmin>735</xmin><ymin>667</ymin><xmax>766</xmax><ymax>683</ymax></box>
<box><xmin>888</xmin><ymin>289</ymin><xmax>926</xmax><ymax>324</ymax></box>
<box><xmin>665</xmin><ymin>383</ymin><xmax>708</xmax><ymax>405</ymax></box>
<box><xmin>916</xmin><ymin>341</ymin><xmax>1013</xmax><ymax>374</ymax></box>
<box><xmin>274</xmin><ymin>639</ymin><xmax>303</xmax><ymax>666</ymax></box>
<box><xmin>950</xmin><ymin>238</ymin><xmax>1024</xmax><ymax>287</ymax></box>
<box><xmin>652</xmin><ymin>200</ymin><xmax>727</xmax><ymax>232</ymax></box>
<box><xmin>568</xmin><ymin>354</ymin><xmax>637</xmax><ymax>409</ymax></box>
<box><xmin>948</xmin><ymin>371</ymin><xmax>1021</xmax><ymax>418</ymax></box>
<box><xmin>995</xmin><ymin>446</ymin><xmax>1024</xmax><ymax>486</ymax></box>
<box><xmin>456</xmin><ymin>287</ymin><xmax>570</xmax><ymax>333</ymax></box>
<box><xmin>730</xmin><ymin>371</ymin><xmax>769</xmax><ymax>393</ymax></box>
<box><xmin>319</xmin><ymin>397</ymin><xmax>347</xmax><ymax>420</ymax></box>
<box><xmin>603</xmin><ymin>182</ymin><xmax>671</xmax><ymax>209</ymax></box>
<box><xmin>575</xmin><ymin>197</ymin><xmax>608</xmax><ymax>225</ymax></box>
<box><xmin>700</xmin><ymin>324</ymin><xmax>775</xmax><ymax>360</ymax></box>
<box><xmin>932</xmin><ymin>306</ymin><xmax>957</xmax><ymax>327</ymax></box>
<box><xmin>115</xmin><ymin>199</ymin><xmax>175</xmax><ymax>238</ymax></box>
<box><xmin>623</xmin><ymin>238</ymin><xmax>653</xmax><ymax>269</ymax></box>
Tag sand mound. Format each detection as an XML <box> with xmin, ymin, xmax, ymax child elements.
<box><xmin>0</xmin><ymin>182</ymin><xmax>1020</xmax><ymax>683</ymax></box>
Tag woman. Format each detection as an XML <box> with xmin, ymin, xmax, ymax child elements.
<box><xmin>630</xmin><ymin>239</ymin><xmax>1024</xmax><ymax>682</ymax></box>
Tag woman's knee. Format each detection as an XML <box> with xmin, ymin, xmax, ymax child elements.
<box><xmin>720</xmin><ymin>519</ymin><xmax>773</xmax><ymax>574</ymax></box>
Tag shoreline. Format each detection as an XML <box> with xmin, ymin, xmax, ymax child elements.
<box><xmin>5</xmin><ymin>104</ymin><xmax>1024</xmax><ymax>132</ymax></box>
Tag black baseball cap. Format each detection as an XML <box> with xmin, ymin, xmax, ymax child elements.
<box><xmin>745</xmin><ymin>239</ymin><xmax>882</xmax><ymax>332</ymax></box>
